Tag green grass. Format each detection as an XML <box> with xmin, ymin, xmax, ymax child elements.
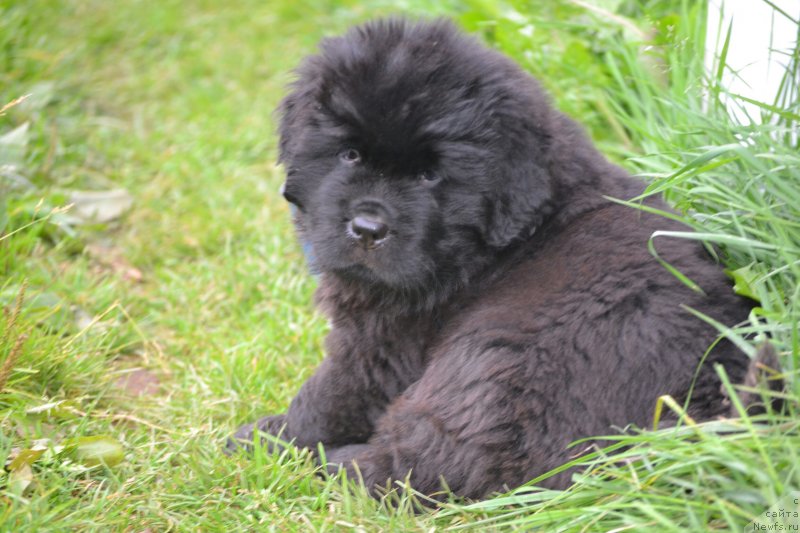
<box><xmin>1</xmin><ymin>0</ymin><xmax>798</xmax><ymax>530</ymax></box>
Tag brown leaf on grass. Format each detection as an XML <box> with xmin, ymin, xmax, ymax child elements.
<box><xmin>114</xmin><ymin>368</ymin><xmax>160</xmax><ymax>397</ymax></box>
<box><xmin>85</xmin><ymin>243</ymin><xmax>143</xmax><ymax>283</ymax></box>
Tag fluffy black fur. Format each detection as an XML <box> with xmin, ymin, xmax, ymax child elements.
<box><xmin>228</xmin><ymin>18</ymin><xmax>752</xmax><ymax>498</ymax></box>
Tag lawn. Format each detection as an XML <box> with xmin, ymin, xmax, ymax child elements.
<box><xmin>1</xmin><ymin>0</ymin><xmax>798</xmax><ymax>531</ymax></box>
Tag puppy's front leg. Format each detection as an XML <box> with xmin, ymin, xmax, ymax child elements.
<box><xmin>226</xmin><ymin>326</ymin><xmax>417</xmax><ymax>454</ymax></box>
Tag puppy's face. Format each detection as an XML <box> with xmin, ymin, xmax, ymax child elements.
<box><xmin>278</xmin><ymin>19</ymin><xmax>555</xmax><ymax>290</ymax></box>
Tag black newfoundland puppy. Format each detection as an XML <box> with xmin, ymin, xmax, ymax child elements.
<box><xmin>228</xmin><ymin>18</ymin><xmax>751</xmax><ymax>498</ymax></box>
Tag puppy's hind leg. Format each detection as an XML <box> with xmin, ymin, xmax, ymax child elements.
<box><xmin>324</xmin><ymin>346</ymin><xmax>576</xmax><ymax>499</ymax></box>
<box><xmin>320</xmin><ymin>444</ymin><xmax>371</xmax><ymax>475</ymax></box>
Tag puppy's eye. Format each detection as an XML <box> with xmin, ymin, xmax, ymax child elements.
<box><xmin>418</xmin><ymin>171</ymin><xmax>441</xmax><ymax>186</ymax></box>
<box><xmin>339</xmin><ymin>148</ymin><xmax>361</xmax><ymax>164</ymax></box>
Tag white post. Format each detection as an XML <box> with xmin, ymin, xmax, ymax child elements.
<box><xmin>705</xmin><ymin>0</ymin><xmax>799</xmax><ymax>124</ymax></box>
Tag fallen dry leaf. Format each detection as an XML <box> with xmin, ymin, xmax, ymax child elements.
<box><xmin>85</xmin><ymin>243</ymin><xmax>143</xmax><ymax>282</ymax></box>
<box><xmin>114</xmin><ymin>368</ymin><xmax>160</xmax><ymax>397</ymax></box>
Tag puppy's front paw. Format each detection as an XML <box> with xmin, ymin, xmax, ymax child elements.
<box><xmin>224</xmin><ymin>414</ymin><xmax>288</xmax><ymax>455</ymax></box>
<box><xmin>322</xmin><ymin>443</ymin><xmax>370</xmax><ymax>475</ymax></box>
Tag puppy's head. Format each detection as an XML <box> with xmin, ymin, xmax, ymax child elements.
<box><xmin>277</xmin><ymin>18</ymin><xmax>556</xmax><ymax>290</ymax></box>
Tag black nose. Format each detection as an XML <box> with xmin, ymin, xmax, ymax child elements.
<box><xmin>347</xmin><ymin>215</ymin><xmax>389</xmax><ymax>248</ymax></box>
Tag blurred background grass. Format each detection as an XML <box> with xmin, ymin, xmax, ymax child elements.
<box><xmin>1</xmin><ymin>0</ymin><xmax>798</xmax><ymax>530</ymax></box>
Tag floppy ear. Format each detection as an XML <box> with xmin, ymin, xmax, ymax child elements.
<box><xmin>276</xmin><ymin>90</ymin><xmax>304</xmax><ymax>165</ymax></box>
<box><xmin>485</xmin><ymin>134</ymin><xmax>554</xmax><ymax>248</ymax></box>
<box><xmin>277</xmin><ymin>53</ymin><xmax>331</xmax><ymax>165</ymax></box>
